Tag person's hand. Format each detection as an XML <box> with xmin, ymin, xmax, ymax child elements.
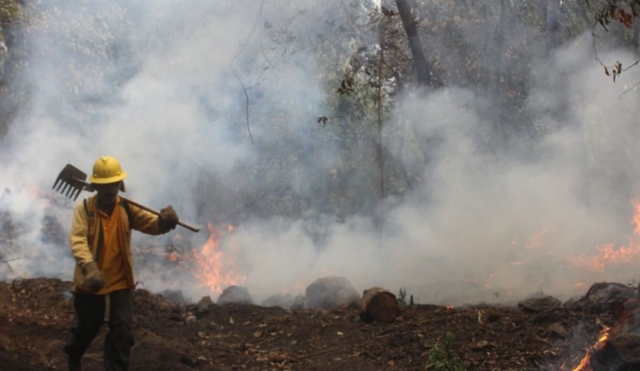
<box><xmin>159</xmin><ymin>205</ymin><xmax>179</xmax><ymax>230</ymax></box>
<box><xmin>81</xmin><ymin>261</ymin><xmax>105</xmax><ymax>293</ymax></box>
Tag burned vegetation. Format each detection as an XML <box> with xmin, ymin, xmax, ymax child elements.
<box><xmin>0</xmin><ymin>275</ymin><xmax>639</xmax><ymax>370</ymax></box>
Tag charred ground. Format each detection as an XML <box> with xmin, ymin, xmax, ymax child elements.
<box><xmin>0</xmin><ymin>277</ymin><xmax>625</xmax><ymax>370</ymax></box>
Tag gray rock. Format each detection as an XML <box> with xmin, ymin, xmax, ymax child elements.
<box><xmin>305</xmin><ymin>276</ymin><xmax>360</xmax><ymax>310</ymax></box>
<box><xmin>518</xmin><ymin>295</ymin><xmax>561</xmax><ymax>313</ymax></box>
<box><xmin>217</xmin><ymin>286</ymin><xmax>253</xmax><ymax>305</ymax></box>
<box><xmin>585</xmin><ymin>283</ymin><xmax>636</xmax><ymax>311</ymax></box>
<box><xmin>195</xmin><ymin>296</ymin><xmax>214</xmax><ymax>314</ymax></box>
<box><xmin>261</xmin><ymin>294</ymin><xmax>295</xmax><ymax>308</ymax></box>
<box><xmin>291</xmin><ymin>294</ymin><xmax>307</xmax><ymax>310</ymax></box>
<box><xmin>185</xmin><ymin>315</ymin><xmax>196</xmax><ymax>326</ymax></box>
<box><xmin>570</xmin><ymin>282</ymin><xmax>637</xmax><ymax>314</ymax></box>
<box><xmin>562</xmin><ymin>296</ymin><xmax>584</xmax><ymax>310</ymax></box>
<box><xmin>158</xmin><ymin>289</ymin><xmax>186</xmax><ymax>303</ymax></box>
<box><xmin>60</xmin><ymin>291</ymin><xmax>73</xmax><ymax>301</ymax></box>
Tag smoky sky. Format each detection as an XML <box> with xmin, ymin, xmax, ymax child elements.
<box><xmin>1</xmin><ymin>0</ymin><xmax>640</xmax><ymax>305</ymax></box>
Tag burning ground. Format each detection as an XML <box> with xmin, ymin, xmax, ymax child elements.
<box><xmin>2</xmin><ymin>213</ymin><xmax>640</xmax><ymax>370</ymax></box>
<box><xmin>3</xmin><ymin>1</ymin><xmax>640</xmax><ymax>370</ymax></box>
<box><xmin>0</xmin><ymin>277</ymin><xmax>638</xmax><ymax>370</ymax></box>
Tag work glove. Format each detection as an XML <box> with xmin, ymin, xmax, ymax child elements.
<box><xmin>159</xmin><ymin>205</ymin><xmax>179</xmax><ymax>230</ymax></box>
<box><xmin>81</xmin><ymin>261</ymin><xmax>105</xmax><ymax>293</ymax></box>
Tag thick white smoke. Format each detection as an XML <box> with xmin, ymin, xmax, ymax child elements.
<box><xmin>1</xmin><ymin>1</ymin><xmax>639</xmax><ymax>305</ymax></box>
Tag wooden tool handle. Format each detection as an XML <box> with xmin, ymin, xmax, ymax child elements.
<box><xmin>119</xmin><ymin>196</ymin><xmax>200</xmax><ymax>233</ymax></box>
<box><xmin>72</xmin><ymin>177</ymin><xmax>200</xmax><ymax>233</ymax></box>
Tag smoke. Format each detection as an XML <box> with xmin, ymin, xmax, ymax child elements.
<box><xmin>1</xmin><ymin>0</ymin><xmax>640</xmax><ymax>305</ymax></box>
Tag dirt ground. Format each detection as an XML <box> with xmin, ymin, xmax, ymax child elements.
<box><xmin>0</xmin><ymin>277</ymin><xmax>616</xmax><ymax>370</ymax></box>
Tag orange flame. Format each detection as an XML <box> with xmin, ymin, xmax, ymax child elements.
<box><xmin>20</xmin><ymin>185</ymin><xmax>51</xmax><ymax>210</ymax></box>
<box><xmin>164</xmin><ymin>252</ymin><xmax>180</xmax><ymax>262</ymax></box>
<box><xmin>571</xmin><ymin>327</ymin><xmax>610</xmax><ymax>371</ymax></box>
<box><xmin>634</xmin><ymin>198</ymin><xmax>640</xmax><ymax>235</ymax></box>
<box><xmin>190</xmin><ymin>222</ymin><xmax>245</xmax><ymax>294</ymax></box>
<box><xmin>525</xmin><ymin>227</ymin><xmax>553</xmax><ymax>250</ymax></box>
<box><xmin>508</xmin><ymin>227</ymin><xmax>554</xmax><ymax>266</ymax></box>
<box><xmin>567</xmin><ymin>199</ymin><xmax>640</xmax><ymax>272</ymax></box>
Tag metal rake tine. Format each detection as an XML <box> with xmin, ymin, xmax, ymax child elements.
<box><xmin>73</xmin><ymin>189</ymin><xmax>81</xmax><ymax>201</ymax></box>
<box><xmin>61</xmin><ymin>183</ymin><xmax>70</xmax><ymax>195</ymax></box>
<box><xmin>71</xmin><ymin>185</ymin><xmax>81</xmax><ymax>198</ymax></box>
<box><xmin>66</xmin><ymin>185</ymin><xmax>75</xmax><ymax>198</ymax></box>
<box><xmin>56</xmin><ymin>181</ymin><xmax>67</xmax><ymax>192</ymax></box>
<box><xmin>52</xmin><ymin>179</ymin><xmax>60</xmax><ymax>190</ymax></box>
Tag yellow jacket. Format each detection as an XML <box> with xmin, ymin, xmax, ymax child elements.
<box><xmin>70</xmin><ymin>195</ymin><xmax>170</xmax><ymax>292</ymax></box>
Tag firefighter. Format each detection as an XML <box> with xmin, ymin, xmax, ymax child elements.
<box><xmin>63</xmin><ymin>156</ymin><xmax>179</xmax><ymax>371</ymax></box>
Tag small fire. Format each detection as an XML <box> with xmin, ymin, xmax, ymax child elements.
<box><xmin>161</xmin><ymin>234</ymin><xmax>185</xmax><ymax>263</ymax></box>
<box><xmin>508</xmin><ymin>227</ymin><xmax>555</xmax><ymax>266</ymax></box>
<box><xmin>7</xmin><ymin>185</ymin><xmax>54</xmax><ymax>211</ymax></box>
<box><xmin>164</xmin><ymin>252</ymin><xmax>180</xmax><ymax>262</ymax></box>
<box><xmin>190</xmin><ymin>222</ymin><xmax>245</xmax><ymax>294</ymax></box>
<box><xmin>571</xmin><ymin>327</ymin><xmax>610</xmax><ymax>371</ymax></box>
<box><xmin>525</xmin><ymin>227</ymin><xmax>553</xmax><ymax>250</ymax></box>
<box><xmin>567</xmin><ymin>199</ymin><xmax>640</xmax><ymax>272</ymax></box>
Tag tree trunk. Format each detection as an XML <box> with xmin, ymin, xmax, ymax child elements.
<box><xmin>545</xmin><ymin>0</ymin><xmax>561</xmax><ymax>54</ymax></box>
<box><xmin>376</xmin><ymin>23</ymin><xmax>385</xmax><ymax>202</ymax></box>
<box><xmin>542</xmin><ymin>0</ymin><xmax>591</xmax><ymax>205</ymax></box>
<box><xmin>359</xmin><ymin>287</ymin><xmax>398</xmax><ymax>323</ymax></box>
<box><xmin>635</xmin><ymin>20</ymin><xmax>640</xmax><ymax>53</ymax></box>
<box><xmin>491</xmin><ymin>0</ymin><xmax>508</xmax><ymax>146</ymax></box>
<box><xmin>395</xmin><ymin>0</ymin><xmax>434</xmax><ymax>87</ymax></box>
<box><xmin>391</xmin><ymin>0</ymin><xmax>435</xmax><ymax>212</ymax></box>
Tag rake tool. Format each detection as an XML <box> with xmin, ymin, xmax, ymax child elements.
<box><xmin>53</xmin><ymin>164</ymin><xmax>200</xmax><ymax>233</ymax></box>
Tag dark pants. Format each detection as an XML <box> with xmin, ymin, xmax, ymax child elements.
<box><xmin>63</xmin><ymin>289</ymin><xmax>135</xmax><ymax>371</ymax></box>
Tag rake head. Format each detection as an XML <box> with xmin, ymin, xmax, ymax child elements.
<box><xmin>52</xmin><ymin>164</ymin><xmax>92</xmax><ymax>201</ymax></box>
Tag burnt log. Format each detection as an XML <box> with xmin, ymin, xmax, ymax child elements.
<box><xmin>359</xmin><ymin>287</ymin><xmax>398</xmax><ymax>323</ymax></box>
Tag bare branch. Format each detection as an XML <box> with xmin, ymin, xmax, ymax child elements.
<box><xmin>0</xmin><ymin>257</ymin><xmax>21</xmax><ymax>273</ymax></box>
<box><xmin>621</xmin><ymin>58</ymin><xmax>640</xmax><ymax>72</ymax></box>
<box><xmin>232</xmin><ymin>67</ymin><xmax>254</xmax><ymax>144</ymax></box>
<box><xmin>229</xmin><ymin>0</ymin><xmax>266</xmax><ymax>145</ymax></box>
<box><xmin>619</xmin><ymin>82</ymin><xmax>640</xmax><ymax>98</ymax></box>
<box><xmin>260</xmin><ymin>31</ymin><xmax>279</xmax><ymax>74</ymax></box>
<box><xmin>591</xmin><ymin>25</ymin><xmax>640</xmax><ymax>93</ymax></box>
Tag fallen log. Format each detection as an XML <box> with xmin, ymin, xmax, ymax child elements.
<box><xmin>359</xmin><ymin>287</ymin><xmax>398</xmax><ymax>324</ymax></box>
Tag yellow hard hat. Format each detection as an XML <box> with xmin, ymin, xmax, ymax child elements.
<box><xmin>89</xmin><ymin>156</ymin><xmax>128</xmax><ymax>184</ymax></box>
